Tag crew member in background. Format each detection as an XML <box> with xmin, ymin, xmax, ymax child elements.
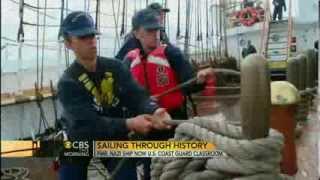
<box><xmin>115</xmin><ymin>3</ymin><xmax>170</xmax><ymax>61</ymax></box>
<box><xmin>57</xmin><ymin>11</ymin><xmax>171</xmax><ymax>180</ymax></box>
<box><xmin>272</xmin><ymin>0</ymin><xmax>286</xmax><ymax>21</ymax></box>
<box><xmin>242</xmin><ymin>40</ymin><xmax>257</xmax><ymax>58</ymax></box>
<box><xmin>243</xmin><ymin>0</ymin><xmax>254</xmax><ymax>8</ymax></box>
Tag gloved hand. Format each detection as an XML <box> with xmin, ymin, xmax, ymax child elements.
<box><xmin>151</xmin><ymin>108</ymin><xmax>172</xmax><ymax>130</ymax></box>
<box><xmin>126</xmin><ymin>114</ymin><xmax>153</xmax><ymax>134</ymax></box>
<box><xmin>196</xmin><ymin>67</ymin><xmax>215</xmax><ymax>84</ymax></box>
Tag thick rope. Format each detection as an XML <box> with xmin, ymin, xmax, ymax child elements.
<box><xmin>1</xmin><ymin>167</ymin><xmax>30</xmax><ymax>180</ymax></box>
<box><xmin>151</xmin><ymin>113</ymin><xmax>286</xmax><ymax>180</ymax></box>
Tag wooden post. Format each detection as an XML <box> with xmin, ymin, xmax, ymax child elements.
<box><xmin>240</xmin><ymin>54</ymin><xmax>271</xmax><ymax>139</ymax></box>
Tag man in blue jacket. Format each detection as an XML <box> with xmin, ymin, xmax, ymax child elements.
<box><xmin>115</xmin><ymin>3</ymin><xmax>170</xmax><ymax>60</ymax></box>
<box><xmin>58</xmin><ymin>11</ymin><xmax>171</xmax><ymax>180</ymax></box>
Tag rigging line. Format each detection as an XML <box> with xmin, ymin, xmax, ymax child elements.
<box><xmin>111</xmin><ymin>0</ymin><xmax>121</xmax><ymax>54</ymax></box>
<box><xmin>22</xmin><ymin>22</ymin><xmax>60</xmax><ymax>27</ymax></box>
<box><xmin>219</xmin><ymin>0</ymin><xmax>223</xmax><ymax>58</ymax></box>
<box><xmin>116</xmin><ymin>0</ymin><xmax>122</xmax><ymax>41</ymax></box>
<box><xmin>125</xmin><ymin>0</ymin><xmax>128</xmax><ymax>34</ymax></box>
<box><xmin>196</xmin><ymin>0</ymin><xmax>200</xmax><ymax>42</ymax></box>
<box><xmin>35</xmin><ymin>83</ymin><xmax>49</xmax><ymax>134</ymax></box>
<box><xmin>23</xmin><ymin>2</ymin><xmax>61</xmax><ymax>10</ymax></box>
<box><xmin>17</xmin><ymin>0</ymin><xmax>24</xmax><ymax>42</ymax></box>
<box><xmin>1</xmin><ymin>43</ymin><xmax>18</xmax><ymax>50</ymax></box>
<box><xmin>36</xmin><ymin>0</ymin><xmax>40</xmax><ymax>89</ymax></box>
<box><xmin>165</xmin><ymin>0</ymin><xmax>170</xmax><ymax>37</ymax></box>
<box><xmin>213</xmin><ymin>2</ymin><xmax>216</xmax><ymax>57</ymax></box>
<box><xmin>95</xmin><ymin>0</ymin><xmax>101</xmax><ymax>56</ymax></box>
<box><xmin>98</xmin><ymin>0</ymin><xmax>101</xmax><ymax>56</ymax></box>
<box><xmin>184</xmin><ymin>0</ymin><xmax>192</xmax><ymax>61</ymax></box>
<box><xmin>50</xmin><ymin>80</ymin><xmax>59</xmax><ymax>129</ymax></box>
<box><xmin>120</xmin><ymin>0</ymin><xmax>126</xmax><ymax>37</ymax></box>
<box><xmin>206</xmin><ymin>0</ymin><xmax>209</xmax><ymax>60</ymax></box>
<box><xmin>58</xmin><ymin>0</ymin><xmax>65</xmax><ymax>40</ymax></box>
<box><xmin>215</xmin><ymin>1</ymin><xmax>219</xmax><ymax>57</ymax></box>
<box><xmin>196</xmin><ymin>0</ymin><xmax>201</xmax><ymax>62</ymax></box>
<box><xmin>199</xmin><ymin>1</ymin><xmax>205</xmax><ymax>63</ymax></box>
<box><xmin>222</xmin><ymin>1</ymin><xmax>228</xmax><ymax>57</ymax></box>
<box><xmin>88</xmin><ymin>11</ymin><xmax>114</xmax><ymax>16</ymax></box>
<box><xmin>210</xmin><ymin>0</ymin><xmax>215</xmax><ymax>59</ymax></box>
<box><xmin>164</xmin><ymin>0</ymin><xmax>167</xmax><ymax>32</ymax></box>
<box><xmin>176</xmin><ymin>0</ymin><xmax>180</xmax><ymax>39</ymax></box>
<box><xmin>40</xmin><ymin>0</ymin><xmax>48</xmax><ymax>89</ymax></box>
<box><xmin>1</xmin><ymin>39</ymin><xmax>59</xmax><ymax>50</ymax></box>
<box><xmin>95</xmin><ymin>0</ymin><xmax>99</xmax><ymax>31</ymax></box>
<box><xmin>87</xmin><ymin>0</ymin><xmax>90</xmax><ymax>12</ymax></box>
<box><xmin>8</xmin><ymin>0</ymin><xmax>57</xmax><ymax>19</ymax></box>
<box><xmin>66</xmin><ymin>0</ymin><xmax>71</xmax><ymax>66</ymax></box>
<box><xmin>134</xmin><ymin>0</ymin><xmax>137</xmax><ymax>13</ymax></box>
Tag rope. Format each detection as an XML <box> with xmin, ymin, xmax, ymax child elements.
<box><xmin>95</xmin><ymin>0</ymin><xmax>101</xmax><ymax>56</ymax></box>
<box><xmin>184</xmin><ymin>0</ymin><xmax>191</xmax><ymax>60</ymax></box>
<box><xmin>50</xmin><ymin>80</ymin><xmax>59</xmax><ymax>129</ymax></box>
<box><xmin>40</xmin><ymin>0</ymin><xmax>48</xmax><ymax>89</ymax></box>
<box><xmin>36</xmin><ymin>0</ymin><xmax>40</xmax><ymax>90</ymax></box>
<box><xmin>34</xmin><ymin>83</ymin><xmax>50</xmax><ymax>135</ymax></box>
<box><xmin>176</xmin><ymin>0</ymin><xmax>181</xmax><ymax>39</ymax></box>
<box><xmin>164</xmin><ymin>0</ymin><xmax>169</xmax><ymax>36</ymax></box>
<box><xmin>17</xmin><ymin>0</ymin><xmax>24</xmax><ymax>42</ymax></box>
<box><xmin>151</xmin><ymin>114</ymin><xmax>287</xmax><ymax>180</ymax></box>
<box><xmin>1</xmin><ymin>167</ymin><xmax>30</xmax><ymax>180</ymax></box>
<box><xmin>88</xmin><ymin>159</ymin><xmax>110</xmax><ymax>179</ymax></box>
<box><xmin>111</xmin><ymin>0</ymin><xmax>121</xmax><ymax>54</ymax></box>
<box><xmin>120</xmin><ymin>0</ymin><xmax>126</xmax><ymax>37</ymax></box>
<box><xmin>205</xmin><ymin>0</ymin><xmax>209</xmax><ymax>60</ymax></box>
<box><xmin>58</xmin><ymin>0</ymin><xmax>64</xmax><ymax>40</ymax></box>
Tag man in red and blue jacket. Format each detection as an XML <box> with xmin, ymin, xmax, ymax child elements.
<box><xmin>122</xmin><ymin>9</ymin><xmax>214</xmax><ymax>180</ymax></box>
<box><xmin>123</xmin><ymin>9</ymin><xmax>214</xmax><ymax>136</ymax></box>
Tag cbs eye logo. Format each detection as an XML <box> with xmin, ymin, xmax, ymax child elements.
<box><xmin>64</xmin><ymin>141</ymin><xmax>72</xmax><ymax>149</ymax></box>
<box><xmin>64</xmin><ymin>141</ymin><xmax>89</xmax><ymax>149</ymax></box>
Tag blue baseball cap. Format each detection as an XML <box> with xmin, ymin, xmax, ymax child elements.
<box><xmin>61</xmin><ymin>11</ymin><xmax>99</xmax><ymax>38</ymax></box>
<box><xmin>132</xmin><ymin>8</ymin><xmax>163</xmax><ymax>30</ymax></box>
<box><xmin>147</xmin><ymin>3</ymin><xmax>170</xmax><ymax>13</ymax></box>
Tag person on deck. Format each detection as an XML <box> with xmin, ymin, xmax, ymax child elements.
<box><xmin>122</xmin><ymin>9</ymin><xmax>215</xmax><ymax>179</ymax></box>
<box><xmin>115</xmin><ymin>3</ymin><xmax>171</xmax><ymax>61</ymax></box>
<box><xmin>243</xmin><ymin>0</ymin><xmax>254</xmax><ymax>8</ymax></box>
<box><xmin>272</xmin><ymin>0</ymin><xmax>286</xmax><ymax>21</ymax></box>
<box><xmin>242</xmin><ymin>40</ymin><xmax>257</xmax><ymax>58</ymax></box>
<box><xmin>57</xmin><ymin>11</ymin><xmax>172</xmax><ymax>180</ymax></box>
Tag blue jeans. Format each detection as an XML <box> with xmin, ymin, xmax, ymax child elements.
<box><xmin>59</xmin><ymin>158</ymin><xmax>138</xmax><ymax>180</ymax></box>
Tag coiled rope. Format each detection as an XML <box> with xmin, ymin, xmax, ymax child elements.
<box><xmin>1</xmin><ymin>167</ymin><xmax>30</xmax><ymax>180</ymax></box>
<box><xmin>151</xmin><ymin>55</ymin><xmax>290</xmax><ymax>180</ymax></box>
<box><xmin>150</xmin><ymin>114</ymin><xmax>286</xmax><ymax>180</ymax></box>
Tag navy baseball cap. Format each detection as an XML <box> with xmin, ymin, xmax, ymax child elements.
<box><xmin>61</xmin><ymin>11</ymin><xmax>99</xmax><ymax>38</ymax></box>
<box><xmin>132</xmin><ymin>9</ymin><xmax>163</xmax><ymax>30</ymax></box>
<box><xmin>147</xmin><ymin>3</ymin><xmax>170</xmax><ymax>13</ymax></box>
